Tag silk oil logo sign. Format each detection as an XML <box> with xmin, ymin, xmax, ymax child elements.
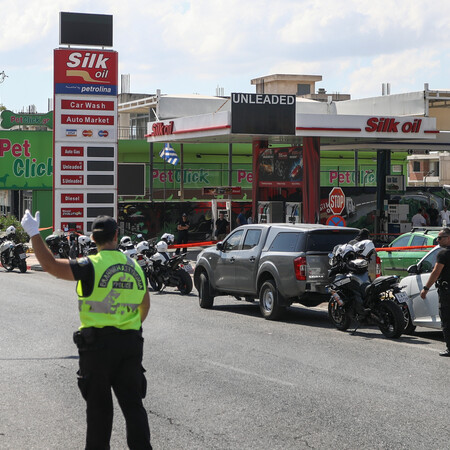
<box><xmin>0</xmin><ymin>132</ymin><xmax>53</xmax><ymax>189</ymax></box>
<box><xmin>54</xmin><ymin>49</ymin><xmax>118</xmax><ymax>95</ymax></box>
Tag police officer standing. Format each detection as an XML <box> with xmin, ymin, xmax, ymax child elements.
<box><xmin>21</xmin><ymin>211</ymin><xmax>152</xmax><ymax>448</ymax></box>
<box><xmin>175</xmin><ymin>212</ymin><xmax>190</xmax><ymax>255</ymax></box>
<box><xmin>420</xmin><ymin>227</ymin><xmax>450</xmax><ymax>357</ymax></box>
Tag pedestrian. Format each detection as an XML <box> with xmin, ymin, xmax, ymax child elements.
<box><xmin>215</xmin><ymin>211</ymin><xmax>229</xmax><ymax>241</ymax></box>
<box><xmin>427</xmin><ymin>203</ymin><xmax>439</xmax><ymax>226</ymax></box>
<box><xmin>236</xmin><ymin>207</ymin><xmax>248</xmax><ymax>226</ymax></box>
<box><xmin>440</xmin><ymin>205</ymin><xmax>450</xmax><ymax>226</ymax></box>
<box><xmin>411</xmin><ymin>208</ymin><xmax>427</xmax><ymax>228</ymax></box>
<box><xmin>20</xmin><ymin>211</ymin><xmax>152</xmax><ymax>449</ymax></box>
<box><xmin>175</xmin><ymin>212</ymin><xmax>190</xmax><ymax>255</ymax></box>
<box><xmin>420</xmin><ymin>227</ymin><xmax>450</xmax><ymax>357</ymax></box>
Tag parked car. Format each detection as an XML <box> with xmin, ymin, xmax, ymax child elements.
<box><xmin>193</xmin><ymin>223</ymin><xmax>359</xmax><ymax>320</ymax></box>
<box><xmin>398</xmin><ymin>245</ymin><xmax>441</xmax><ymax>333</ymax></box>
<box><xmin>378</xmin><ymin>228</ymin><xmax>439</xmax><ymax>278</ymax></box>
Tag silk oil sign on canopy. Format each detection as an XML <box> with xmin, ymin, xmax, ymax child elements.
<box><xmin>54</xmin><ymin>49</ymin><xmax>118</xmax><ymax>95</ymax></box>
<box><xmin>0</xmin><ymin>131</ymin><xmax>53</xmax><ymax>189</ymax></box>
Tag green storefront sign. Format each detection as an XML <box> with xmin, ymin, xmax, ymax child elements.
<box><xmin>151</xmin><ymin>163</ymin><xmax>253</xmax><ymax>189</ymax></box>
<box><xmin>0</xmin><ymin>110</ymin><xmax>53</xmax><ymax>129</ymax></box>
<box><xmin>0</xmin><ymin>131</ymin><xmax>53</xmax><ymax>189</ymax></box>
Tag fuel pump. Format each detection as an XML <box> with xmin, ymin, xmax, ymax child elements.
<box><xmin>211</xmin><ymin>199</ymin><xmax>231</xmax><ymax>237</ymax></box>
<box><xmin>285</xmin><ymin>202</ymin><xmax>302</xmax><ymax>224</ymax></box>
<box><xmin>257</xmin><ymin>201</ymin><xmax>284</xmax><ymax>224</ymax></box>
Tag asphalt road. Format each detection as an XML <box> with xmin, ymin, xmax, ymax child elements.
<box><xmin>1</xmin><ymin>267</ymin><xmax>449</xmax><ymax>449</ymax></box>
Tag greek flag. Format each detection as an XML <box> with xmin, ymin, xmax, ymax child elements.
<box><xmin>159</xmin><ymin>143</ymin><xmax>179</xmax><ymax>165</ymax></box>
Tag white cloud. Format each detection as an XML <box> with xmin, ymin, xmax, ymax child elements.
<box><xmin>2</xmin><ymin>0</ymin><xmax>450</xmax><ymax>111</ymax></box>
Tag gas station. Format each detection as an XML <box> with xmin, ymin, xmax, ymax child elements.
<box><xmin>145</xmin><ymin>92</ymin><xmax>440</xmax><ymax>235</ymax></box>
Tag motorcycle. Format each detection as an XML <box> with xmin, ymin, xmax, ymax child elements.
<box><xmin>0</xmin><ymin>225</ymin><xmax>28</xmax><ymax>273</ymax></box>
<box><xmin>45</xmin><ymin>230</ymin><xmax>70</xmax><ymax>258</ymax></box>
<box><xmin>147</xmin><ymin>238</ymin><xmax>193</xmax><ymax>294</ymax></box>
<box><xmin>327</xmin><ymin>240</ymin><xmax>405</xmax><ymax>339</ymax></box>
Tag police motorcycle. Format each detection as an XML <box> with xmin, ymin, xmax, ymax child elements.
<box><xmin>118</xmin><ymin>235</ymin><xmax>138</xmax><ymax>259</ymax></box>
<box><xmin>327</xmin><ymin>240</ymin><xmax>405</xmax><ymax>339</ymax></box>
<box><xmin>0</xmin><ymin>225</ymin><xmax>28</xmax><ymax>273</ymax></box>
<box><xmin>79</xmin><ymin>235</ymin><xmax>98</xmax><ymax>256</ymax></box>
<box><xmin>146</xmin><ymin>234</ymin><xmax>193</xmax><ymax>295</ymax></box>
<box><xmin>45</xmin><ymin>229</ymin><xmax>70</xmax><ymax>258</ymax></box>
<box><xmin>69</xmin><ymin>234</ymin><xmax>97</xmax><ymax>257</ymax></box>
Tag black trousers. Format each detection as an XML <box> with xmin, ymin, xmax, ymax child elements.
<box><xmin>438</xmin><ymin>292</ymin><xmax>450</xmax><ymax>350</ymax></box>
<box><xmin>77</xmin><ymin>330</ymin><xmax>152</xmax><ymax>450</ymax></box>
<box><xmin>175</xmin><ymin>233</ymin><xmax>188</xmax><ymax>254</ymax></box>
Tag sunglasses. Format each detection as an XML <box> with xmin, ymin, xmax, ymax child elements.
<box><xmin>437</xmin><ymin>235</ymin><xmax>449</xmax><ymax>240</ymax></box>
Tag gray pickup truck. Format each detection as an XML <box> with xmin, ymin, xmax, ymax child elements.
<box><xmin>193</xmin><ymin>223</ymin><xmax>359</xmax><ymax>319</ymax></box>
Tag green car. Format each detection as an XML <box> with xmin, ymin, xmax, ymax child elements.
<box><xmin>378</xmin><ymin>229</ymin><xmax>439</xmax><ymax>278</ymax></box>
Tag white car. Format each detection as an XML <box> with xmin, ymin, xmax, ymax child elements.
<box><xmin>400</xmin><ymin>246</ymin><xmax>441</xmax><ymax>333</ymax></box>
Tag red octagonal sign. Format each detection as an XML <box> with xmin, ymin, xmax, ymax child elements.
<box><xmin>328</xmin><ymin>187</ymin><xmax>346</xmax><ymax>215</ymax></box>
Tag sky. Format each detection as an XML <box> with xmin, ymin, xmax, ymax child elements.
<box><xmin>1</xmin><ymin>0</ymin><xmax>450</xmax><ymax>113</ymax></box>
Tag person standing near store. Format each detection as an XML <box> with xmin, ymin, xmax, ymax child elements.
<box><xmin>420</xmin><ymin>227</ymin><xmax>450</xmax><ymax>357</ymax></box>
<box><xmin>440</xmin><ymin>205</ymin><xmax>450</xmax><ymax>226</ymax></box>
<box><xmin>236</xmin><ymin>207</ymin><xmax>248</xmax><ymax>226</ymax></box>
<box><xmin>215</xmin><ymin>211</ymin><xmax>229</xmax><ymax>241</ymax></box>
<box><xmin>20</xmin><ymin>211</ymin><xmax>152</xmax><ymax>449</ymax></box>
<box><xmin>427</xmin><ymin>203</ymin><xmax>439</xmax><ymax>226</ymax></box>
<box><xmin>411</xmin><ymin>208</ymin><xmax>427</xmax><ymax>227</ymax></box>
<box><xmin>175</xmin><ymin>212</ymin><xmax>190</xmax><ymax>255</ymax></box>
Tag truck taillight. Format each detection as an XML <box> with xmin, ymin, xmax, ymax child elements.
<box><xmin>294</xmin><ymin>256</ymin><xmax>307</xmax><ymax>280</ymax></box>
<box><xmin>375</xmin><ymin>255</ymin><xmax>381</xmax><ymax>278</ymax></box>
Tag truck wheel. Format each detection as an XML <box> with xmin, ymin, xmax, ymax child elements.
<box><xmin>199</xmin><ymin>273</ymin><xmax>214</xmax><ymax>309</ymax></box>
<box><xmin>259</xmin><ymin>280</ymin><xmax>285</xmax><ymax>320</ymax></box>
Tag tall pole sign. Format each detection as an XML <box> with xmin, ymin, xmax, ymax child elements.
<box><xmin>53</xmin><ymin>14</ymin><xmax>117</xmax><ymax>233</ymax></box>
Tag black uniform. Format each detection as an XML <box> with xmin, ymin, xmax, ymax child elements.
<box><xmin>71</xmin><ymin>256</ymin><xmax>152</xmax><ymax>450</ymax></box>
<box><xmin>436</xmin><ymin>247</ymin><xmax>450</xmax><ymax>352</ymax></box>
<box><xmin>175</xmin><ymin>217</ymin><xmax>190</xmax><ymax>255</ymax></box>
<box><xmin>215</xmin><ymin>217</ymin><xmax>229</xmax><ymax>241</ymax></box>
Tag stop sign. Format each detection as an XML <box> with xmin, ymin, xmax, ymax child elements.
<box><xmin>328</xmin><ymin>187</ymin><xmax>346</xmax><ymax>215</ymax></box>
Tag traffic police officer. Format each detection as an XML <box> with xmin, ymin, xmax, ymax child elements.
<box><xmin>21</xmin><ymin>211</ymin><xmax>152</xmax><ymax>449</ymax></box>
<box><xmin>420</xmin><ymin>227</ymin><xmax>450</xmax><ymax>357</ymax></box>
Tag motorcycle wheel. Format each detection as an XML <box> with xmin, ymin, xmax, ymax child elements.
<box><xmin>148</xmin><ymin>273</ymin><xmax>162</xmax><ymax>292</ymax></box>
<box><xmin>18</xmin><ymin>259</ymin><xmax>27</xmax><ymax>273</ymax></box>
<box><xmin>328</xmin><ymin>298</ymin><xmax>350</xmax><ymax>331</ymax></box>
<box><xmin>177</xmin><ymin>269</ymin><xmax>193</xmax><ymax>295</ymax></box>
<box><xmin>1</xmin><ymin>253</ymin><xmax>14</xmax><ymax>271</ymax></box>
<box><xmin>376</xmin><ymin>301</ymin><xmax>404</xmax><ymax>339</ymax></box>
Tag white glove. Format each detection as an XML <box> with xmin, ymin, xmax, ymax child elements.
<box><xmin>21</xmin><ymin>209</ymin><xmax>40</xmax><ymax>237</ymax></box>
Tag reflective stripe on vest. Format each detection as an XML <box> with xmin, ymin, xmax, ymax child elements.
<box><xmin>77</xmin><ymin>251</ymin><xmax>146</xmax><ymax>330</ymax></box>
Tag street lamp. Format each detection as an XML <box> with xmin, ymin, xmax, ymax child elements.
<box><xmin>0</xmin><ymin>71</ymin><xmax>7</xmax><ymax>84</ymax></box>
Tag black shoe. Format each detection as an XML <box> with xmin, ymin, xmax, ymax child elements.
<box><xmin>439</xmin><ymin>349</ymin><xmax>450</xmax><ymax>357</ymax></box>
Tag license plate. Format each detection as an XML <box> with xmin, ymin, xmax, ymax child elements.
<box><xmin>181</xmin><ymin>263</ymin><xmax>193</xmax><ymax>274</ymax></box>
<box><xmin>19</xmin><ymin>253</ymin><xmax>27</xmax><ymax>260</ymax></box>
<box><xmin>395</xmin><ymin>291</ymin><xmax>409</xmax><ymax>303</ymax></box>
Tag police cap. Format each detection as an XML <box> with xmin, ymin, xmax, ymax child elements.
<box><xmin>91</xmin><ymin>216</ymin><xmax>118</xmax><ymax>234</ymax></box>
